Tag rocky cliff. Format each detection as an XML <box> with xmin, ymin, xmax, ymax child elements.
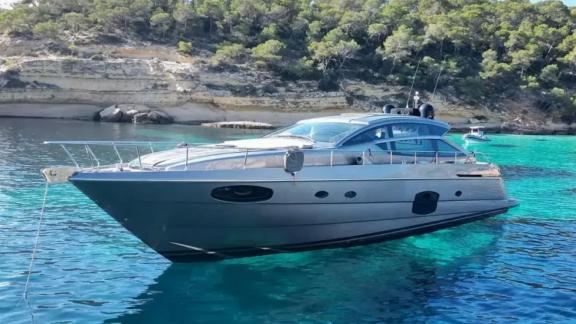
<box><xmin>0</xmin><ymin>48</ymin><xmax>573</xmax><ymax>133</ymax></box>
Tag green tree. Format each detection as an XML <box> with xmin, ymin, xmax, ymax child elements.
<box><xmin>91</xmin><ymin>0</ymin><xmax>131</xmax><ymax>30</ymax></box>
<box><xmin>150</xmin><ymin>9</ymin><xmax>173</xmax><ymax>39</ymax></box>
<box><xmin>382</xmin><ymin>25</ymin><xmax>421</xmax><ymax>70</ymax></box>
<box><xmin>129</xmin><ymin>0</ymin><xmax>154</xmax><ymax>24</ymax></box>
<box><xmin>479</xmin><ymin>49</ymin><xmax>512</xmax><ymax>83</ymax></box>
<box><xmin>251</xmin><ymin>39</ymin><xmax>285</xmax><ymax>63</ymax></box>
<box><xmin>367</xmin><ymin>23</ymin><xmax>387</xmax><ymax>43</ymax></box>
<box><xmin>540</xmin><ymin>64</ymin><xmax>559</xmax><ymax>84</ymax></box>
<box><xmin>33</xmin><ymin>21</ymin><xmax>60</xmax><ymax>39</ymax></box>
<box><xmin>309</xmin><ymin>31</ymin><xmax>360</xmax><ymax>74</ymax></box>
<box><xmin>211</xmin><ymin>43</ymin><xmax>247</xmax><ymax>66</ymax></box>
<box><xmin>0</xmin><ymin>5</ymin><xmax>36</xmax><ymax>36</ymax></box>
<box><xmin>177</xmin><ymin>40</ymin><xmax>193</xmax><ymax>54</ymax></box>
<box><xmin>173</xmin><ymin>1</ymin><xmax>195</xmax><ymax>30</ymax></box>
<box><xmin>558</xmin><ymin>32</ymin><xmax>576</xmax><ymax>72</ymax></box>
<box><xmin>62</xmin><ymin>12</ymin><xmax>85</xmax><ymax>33</ymax></box>
<box><xmin>196</xmin><ymin>0</ymin><xmax>225</xmax><ymax>34</ymax></box>
<box><xmin>510</xmin><ymin>45</ymin><xmax>540</xmax><ymax>80</ymax></box>
<box><xmin>259</xmin><ymin>24</ymin><xmax>278</xmax><ymax>41</ymax></box>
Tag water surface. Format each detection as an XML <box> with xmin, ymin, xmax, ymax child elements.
<box><xmin>0</xmin><ymin>119</ymin><xmax>575</xmax><ymax>323</ymax></box>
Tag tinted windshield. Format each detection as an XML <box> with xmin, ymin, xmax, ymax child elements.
<box><xmin>268</xmin><ymin>122</ymin><xmax>364</xmax><ymax>143</ymax></box>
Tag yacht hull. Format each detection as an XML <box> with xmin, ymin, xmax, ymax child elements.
<box><xmin>70</xmin><ymin>165</ymin><xmax>517</xmax><ymax>262</ymax></box>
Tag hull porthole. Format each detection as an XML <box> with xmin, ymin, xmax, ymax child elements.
<box><xmin>412</xmin><ymin>191</ymin><xmax>440</xmax><ymax>215</ymax></box>
<box><xmin>211</xmin><ymin>185</ymin><xmax>273</xmax><ymax>202</ymax></box>
<box><xmin>315</xmin><ymin>191</ymin><xmax>329</xmax><ymax>199</ymax></box>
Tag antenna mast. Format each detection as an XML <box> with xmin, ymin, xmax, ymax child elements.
<box><xmin>406</xmin><ymin>57</ymin><xmax>422</xmax><ymax>109</ymax></box>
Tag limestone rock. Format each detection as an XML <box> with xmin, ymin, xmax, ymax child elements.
<box><xmin>99</xmin><ymin>107</ymin><xmax>123</xmax><ymax>122</ymax></box>
<box><xmin>98</xmin><ymin>104</ymin><xmax>151</xmax><ymax>122</ymax></box>
<box><xmin>0</xmin><ymin>64</ymin><xmax>17</xmax><ymax>89</ymax></box>
<box><xmin>120</xmin><ymin>109</ymin><xmax>140</xmax><ymax>122</ymax></box>
<box><xmin>147</xmin><ymin>110</ymin><xmax>174</xmax><ymax>124</ymax></box>
<box><xmin>0</xmin><ymin>73</ymin><xmax>8</xmax><ymax>89</ymax></box>
<box><xmin>132</xmin><ymin>112</ymin><xmax>149</xmax><ymax>124</ymax></box>
<box><xmin>133</xmin><ymin>110</ymin><xmax>174</xmax><ymax>124</ymax></box>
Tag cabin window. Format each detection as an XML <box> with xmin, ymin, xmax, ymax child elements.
<box><xmin>343</xmin><ymin>127</ymin><xmax>387</xmax><ymax>146</ymax></box>
<box><xmin>211</xmin><ymin>185</ymin><xmax>273</xmax><ymax>202</ymax></box>
<box><xmin>389</xmin><ymin>123</ymin><xmax>446</xmax><ymax>137</ymax></box>
<box><xmin>433</xmin><ymin>140</ymin><xmax>462</xmax><ymax>156</ymax></box>
<box><xmin>387</xmin><ymin>139</ymin><xmax>463</xmax><ymax>157</ymax></box>
<box><xmin>390</xmin><ymin>123</ymin><xmax>430</xmax><ymax>138</ymax></box>
<box><xmin>376</xmin><ymin>142</ymin><xmax>389</xmax><ymax>150</ymax></box>
<box><xmin>269</xmin><ymin>122</ymin><xmax>364</xmax><ymax>143</ymax></box>
<box><xmin>391</xmin><ymin>138</ymin><xmax>435</xmax><ymax>154</ymax></box>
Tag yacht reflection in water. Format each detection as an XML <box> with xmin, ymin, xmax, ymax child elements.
<box><xmin>107</xmin><ymin>219</ymin><xmax>504</xmax><ymax>323</ymax></box>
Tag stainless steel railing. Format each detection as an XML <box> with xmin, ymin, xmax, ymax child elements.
<box><xmin>43</xmin><ymin>141</ymin><xmax>304</xmax><ymax>170</ymax></box>
<box><xmin>44</xmin><ymin>141</ymin><xmax>184</xmax><ymax>169</ymax></box>
<box><xmin>44</xmin><ymin>140</ymin><xmax>481</xmax><ymax>171</ymax></box>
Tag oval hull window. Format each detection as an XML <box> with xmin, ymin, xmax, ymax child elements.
<box><xmin>412</xmin><ymin>191</ymin><xmax>440</xmax><ymax>215</ymax></box>
<box><xmin>211</xmin><ymin>185</ymin><xmax>273</xmax><ymax>202</ymax></box>
<box><xmin>315</xmin><ymin>191</ymin><xmax>329</xmax><ymax>199</ymax></box>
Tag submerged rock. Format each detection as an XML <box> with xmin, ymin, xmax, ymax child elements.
<box><xmin>500</xmin><ymin>165</ymin><xmax>575</xmax><ymax>179</ymax></box>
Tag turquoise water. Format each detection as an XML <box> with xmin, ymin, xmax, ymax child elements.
<box><xmin>0</xmin><ymin>118</ymin><xmax>575</xmax><ymax>323</ymax></box>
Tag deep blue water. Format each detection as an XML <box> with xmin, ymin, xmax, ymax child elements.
<box><xmin>0</xmin><ymin>118</ymin><xmax>575</xmax><ymax>323</ymax></box>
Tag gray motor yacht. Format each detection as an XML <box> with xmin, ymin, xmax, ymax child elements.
<box><xmin>44</xmin><ymin>111</ymin><xmax>517</xmax><ymax>262</ymax></box>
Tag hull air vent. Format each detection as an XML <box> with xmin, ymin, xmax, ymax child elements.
<box><xmin>412</xmin><ymin>191</ymin><xmax>440</xmax><ymax>215</ymax></box>
<box><xmin>211</xmin><ymin>185</ymin><xmax>273</xmax><ymax>202</ymax></box>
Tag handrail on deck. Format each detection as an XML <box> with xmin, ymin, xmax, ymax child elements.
<box><xmin>43</xmin><ymin>140</ymin><xmax>185</xmax><ymax>146</ymax></box>
<box><xmin>44</xmin><ymin>140</ymin><xmax>482</xmax><ymax>171</ymax></box>
<box><xmin>44</xmin><ymin>140</ymin><xmax>191</xmax><ymax>170</ymax></box>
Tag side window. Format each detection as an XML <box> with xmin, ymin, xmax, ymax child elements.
<box><xmin>391</xmin><ymin>139</ymin><xmax>435</xmax><ymax>155</ymax></box>
<box><xmin>428</xmin><ymin>125</ymin><xmax>447</xmax><ymax>136</ymax></box>
<box><xmin>344</xmin><ymin>127</ymin><xmax>387</xmax><ymax>146</ymax></box>
<box><xmin>390</xmin><ymin>123</ymin><xmax>430</xmax><ymax>138</ymax></box>
<box><xmin>434</xmin><ymin>140</ymin><xmax>461</xmax><ymax>156</ymax></box>
<box><xmin>376</xmin><ymin>142</ymin><xmax>388</xmax><ymax>150</ymax></box>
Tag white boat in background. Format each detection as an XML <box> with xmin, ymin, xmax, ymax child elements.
<box><xmin>463</xmin><ymin>126</ymin><xmax>490</xmax><ymax>142</ymax></box>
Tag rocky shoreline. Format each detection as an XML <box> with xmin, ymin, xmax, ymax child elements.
<box><xmin>1</xmin><ymin>102</ymin><xmax>573</xmax><ymax>134</ymax></box>
<box><xmin>1</xmin><ymin>53</ymin><xmax>574</xmax><ymax>134</ymax></box>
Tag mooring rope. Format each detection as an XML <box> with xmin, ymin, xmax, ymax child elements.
<box><xmin>22</xmin><ymin>181</ymin><xmax>49</xmax><ymax>324</ymax></box>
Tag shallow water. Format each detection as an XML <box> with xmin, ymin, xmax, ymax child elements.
<box><xmin>0</xmin><ymin>118</ymin><xmax>575</xmax><ymax>323</ymax></box>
